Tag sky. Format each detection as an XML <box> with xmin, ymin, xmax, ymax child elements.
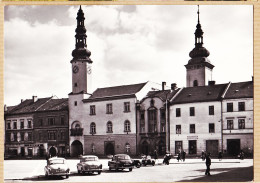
<box><xmin>4</xmin><ymin>5</ymin><xmax>253</xmax><ymax>106</ymax></box>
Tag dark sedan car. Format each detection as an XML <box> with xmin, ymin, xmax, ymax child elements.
<box><xmin>108</xmin><ymin>154</ymin><xmax>134</xmax><ymax>171</ymax></box>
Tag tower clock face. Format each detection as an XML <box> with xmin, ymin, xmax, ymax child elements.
<box><xmin>73</xmin><ymin>65</ymin><xmax>79</xmax><ymax>73</ymax></box>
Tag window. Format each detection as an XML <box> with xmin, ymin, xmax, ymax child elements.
<box><xmin>227</xmin><ymin>120</ymin><xmax>234</xmax><ymax>130</ymax></box>
<box><xmin>176</xmin><ymin>125</ymin><xmax>181</xmax><ymax>134</ymax></box>
<box><xmin>20</xmin><ymin>120</ymin><xmax>24</xmax><ymax>129</ymax></box>
<box><xmin>48</xmin><ymin>117</ymin><xmax>55</xmax><ymax>126</ymax></box>
<box><xmin>238</xmin><ymin>119</ymin><xmax>245</xmax><ymax>129</ymax></box>
<box><xmin>39</xmin><ymin>118</ymin><xmax>43</xmax><ymax>126</ymax></box>
<box><xmin>175</xmin><ymin>141</ymin><xmax>183</xmax><ymax>154</ymax></box>
<box><xmin>90</xmin><ymin>105</ymin><xmax>96</xmax><ymax>115</ymax></box>
<box><xmin>61</xmin><ymin>116</ymin><xmax>65</xmax><ymax>125</ymax></box>
<box><xmin>160</xmin><ymin>109</ymin><xmax>166</xmax><ymax>132</ymax></box>
<box><xmin>28</xmin><ymin>132</ymin><xmax>32</xmax><ymax>141</ymax></box>
<box><xmin>90</xmin><ymin>122</ymin><xmax>96</xmax><ymax>134</ymax></box>
<box><xmin>209</xmin><ymin>106</ymin><xmax>214</xmax><ymax>115</ymax></box>
<box><xmin>124</xmin><ymin>102</ymin><xmax>130</xmax><ymax>112</ymax></box>
<box><xmin>190</xmin><ymin>124</ymin><xmax>195</xmax><ymax>133</ymax></box>
<box><xmin>13</xmin><ymin>133</ymin><xmax>17</xmax><ymax>141</ymax></box>
<box><xmin>124</xmin><ymin>120</ymin><xmax>131</xmax><ymax>132</ymax></box>
<box><xmin>27</xmin><ymin>119</ymin><xmax>32</xmax><ymax>128</ymax></box>
<box><xmin>238</xmin><ymin>102</ymin><xmax>245</xmax><ymax>111</ymax></box>
<box><xmin>209</xmin><ymin>123</ymin><xmax>215</xmax><ymax>133</ymax></box>
<box><xmin>106</xmin><ymin>104</ymin><xmax>113</xmax><ymax>114</ymax></box>
<box><xmin>7</xmin><ymin>121</ymin><xmax>11</xmax><ymax>130</ymax></box>
<box><xmin>13</xmin><ymin>121</ymin><xmax>17</xmax><ymax>129</ymax></box>
<box><xmin>125</xmin><ymin>143</ymin><xmax>130</xmax><ymax>153</ymax></box>
<box><xmin>74</xmin><ymin>83</ymin><xmax>78</xmax><ymax>87</ymax></box>
<box><xmin>140</xmin><ymin>111</ymin><xmax>145</xmax><ymax>133</ymax></box>
<box><xmin>6</xmin><ymin>133</ymin><xmax>11</xmax><ymax>142</ymax></box>
<box><xmin>227</xmin><ymin>103</ymin><xmax>233</xmax><ymax>112</ymax></box>
<box><xmin>176</xmin><ymin>108</ymin><xmax>181</xmax><ymax>117</ymax></box>
<box><xmin>20</xmin><ymin>132</ymin><xmax>24</xmax><ymax>141</ymax></box>
<box><xmin>107</xmin><ymin>121</ymin><xmax>113</xmax><ymax>133</ymax></box>
<box><xmin>74</xmin><ymin>101</ymin><xmax>77</xmax><ymax>106</ymax></box>
<box><xmin>148</xmin><ymin>108</ymin><xmax>157</xmax><ymax>133</ymax></box>
<box><xmin>190</xmin><ymin>107</ymin><xmax>195</xmax><ymax>116</ymax></box>
<box><xmin>48</xmin><ymin>131</ymin><xmax>56</xmax><ymax>140</ymax></box>
<box><xmin>60</xmin><ymin>131</ymin><xmax>65</xmax><ymax>140</ymax></box>
<box><xmin>39</xmin><ymin>132</ymin><xmax>42</xmax><ymax>141</ymax></box>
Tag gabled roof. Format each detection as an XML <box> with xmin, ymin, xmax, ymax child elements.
<box><xmin>171</xmin><ymin>84</ymin><xmax>228</xmax><ymax>104</ymax></box>
<box><xmin>224</xmin><ymin>81</ymin><xmax>253</xmax><ymax>99</ymax></box>
<box><xmin>144</xmin><ymin>89</ymin><xmax>180</xmax><ymax>102</ymax></box>
<box><xmin>5</xmin><ymin>97</ymin><xmax>68</xmax><ymax>115</ymax></box>
<box><xmin>84</xmin><ymin>82</ymin><xmax>147</xmax><ymax>102</ymax></box>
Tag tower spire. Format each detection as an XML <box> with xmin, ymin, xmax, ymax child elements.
<box><xmin>197</xmin><ymin>5</ymin><xmax>200</xmax><ymax>24</ymax></box>
<box><xmin>71</xmin><ymin>6</ymin><xmax>92</xmax><ymax>63</ymax></box>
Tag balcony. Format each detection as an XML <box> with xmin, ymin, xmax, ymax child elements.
<box><xmin>70</xmin><ymin>128</ymin><xmax>83</xmax><ymax>136</ymax></box>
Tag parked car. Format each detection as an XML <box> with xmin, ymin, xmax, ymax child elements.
<box><xmin>77</xmin><ymin>155</ymin><xmax>102</xmax><ymax>175</ymax></box>
<box><xmin>44</xmin><ymin>157</ymin><xmax>70</xmax><ymax>179</ymax></box>
<box><xmin>108</xmin><ymin>154</ymin><xmax>134</xmax><ymax>171</ymax></box>
<box><xmin>141</xmin><ymin>155</ymin><xmax>155</xmax><ymax>166</ymax></box>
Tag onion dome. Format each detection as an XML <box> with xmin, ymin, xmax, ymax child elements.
<box><xmin>71</xmin><ymin>6</ymin><xmax>93</xmax><ymax>63</ymax></box>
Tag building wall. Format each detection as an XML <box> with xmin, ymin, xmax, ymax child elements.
<box><xmin>186</xmin><ymin>67</ymin><xmax>205</xmax><ymax>87</ymax></box>
<box><xmin>170</xmin><ymin>101</ymin><xmax>222</xmax><ymax>156</ymax></box>
<box><xmin>222</xmin><ymin>98</ymin><xmax>253</xmax><ymax>156</ymax></box>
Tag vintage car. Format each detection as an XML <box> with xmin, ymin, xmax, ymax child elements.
<box><xmin>132</xmin><ymin>159</ymin><xmax>141</xmax><ymax>168</ymax></box>
<box><xmin>141</xmin><ymin>155</ymin><xmax>155</xmax><ymax>166</ymax></box>
<box><xmin>77</xmin><ymin>155</ymin><xmax>102</xmax><ymax>175</ymax></box>
<box><xmin>108</xmin><ymin>154</ymin><xmax>133</xmax><ymax>171</ymax></box>
<box><xmin>44</xmin><ymin>157</ymin><xmax>70</xmax><ymax>179</ymax></box>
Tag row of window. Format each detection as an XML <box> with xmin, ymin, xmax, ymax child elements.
<box><xmin>6</xmin><ymin>132</ymin><xmax>33</xmax><ymax>142</ymax></box>
<box><xmin>227</xmin><ymin>119</ymin><xmax>245</xmax><ymax>130</ymax></box>
<box><xmin>176</xmin><ymin>123</ymin><xmax>215</xmax><ymax>134</ymax></box>
<box><xmin>227</xmin><ymin>102</ymin><xmax>245</xmax><ymax>112</ymax></box>
<box><xmin>90</xmin><ymin>143</ymin><xmax>131</xmax><ymax>153</ymax></box>
<box><xmin>88</xmin><ymin>120</ymin><xmax>131</xmax><ymax>134</ymax></box>
<box><xmin>6</xmin><ymin>119</ymin><xmax>32</xmax><ymax>130</ymax></box>
<box><xmin>38</xmin><ymin>116</ymin><xmax>65</xmax><ymax>126</ymax></box>
<box><xmin>88</xmin><ymin>102</ymin><xmax>131</xmax><ymax>115</ymax></box>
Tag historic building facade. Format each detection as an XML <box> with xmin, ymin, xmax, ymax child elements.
<box><xmin>4</xmin><ymin>96</ymin><xmax>69</xmax><ymax>158</ymax></box>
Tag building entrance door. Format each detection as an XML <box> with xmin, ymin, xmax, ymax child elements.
<box><xmin>49</xmin><ymin>146</ymin><xmax>57</xmax><ymax>157</ymax></box>
<box><xmin>227</xmin><ymin>139</ymin><xmax>240</xmax><ymax>156</ymax></box>
<box><xmin>71</xmin><ymin>140</ymin><xmax>83</xmax><ymax>157</ymax></box>
<box><xmin>189</xmin><ymin>140</ymin><xmax>197</xmax><ymax>154</ymax></box>
<box><xmin>21</xmin><ymin>147</ymin><xmax>25</xmax><ymax>156</ymax></box>
<box><xmin>105</xmin><ymin>142</ymin><xmax>115</xmax><ymax>155</ymax></box>
<box><xmin>206</xmin><ymin>140</ymin><xmax>218</xmax><ymax>156</ymax></box>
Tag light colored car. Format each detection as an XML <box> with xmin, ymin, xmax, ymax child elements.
<box><xmin>108</xmin><ymin>154</ymin><xmax>133</xmax><ymax>172</ymax></box>
<box><xmin>44</xmin><ymin>157</ymin><xmax>70</xmax><ymax>179</ymax></box>
<box><xmin>77</xmin><ymin>155</ymin><xmax>102</xmax><ymax>174</ymax></box>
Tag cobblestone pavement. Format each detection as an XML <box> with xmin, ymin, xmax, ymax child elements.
<box><xmin>4</xmin><ymin>158</ymin><xmax>253</xmax><ymax>182</ymax></box>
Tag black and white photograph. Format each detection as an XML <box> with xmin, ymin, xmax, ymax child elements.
<box><xmin>4</xmin><ymin>4</ymin><xmax>253</xmax><ymax>182</ymax></box>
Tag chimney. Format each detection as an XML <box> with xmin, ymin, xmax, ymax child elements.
<box><xmin>171</xmin><ymin>83</ymin><xmax>177</xmax><ymax>90</ymax></box>
<box><xmin>162</xmin><ymin>82</ymin><xmax>166</xmax><ymax>91</ymax></box>
<box><xmin>4</xmin><ymin>104</ymin><xmax>7</xmax><ymax>112</ymax></box>
<box><xmin>208</xmin><ymin>81</ymin><xmax>215</xmax><ymax>86</ymax></box>
<box><xmin>32</xmin><ymin>96</ymin><xmax>38</xmax><ymax>102</ymax></box>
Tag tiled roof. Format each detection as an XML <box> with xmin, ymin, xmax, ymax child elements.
<box><xmin>87</xmin><ymin>82</ymin><xmax>147</xmax><ymax>100</ymax></box>
<box><xmin>224</xmin><ymin>81</ymin><xmax>253</xmax><ymax>99</ymax></box>
<box><xmin>5</xmin><ymin>97</ymin><xmax>68</xmax><ymax>115</ymax></box>
<box><xmin>144</xmin><ymin>89</ymin><xmax>180</xmax><ymax>102</ymax></box>
<box><xmin>171</xmin><ymin>84</ymin><xmax>228</xmax><ymax>104</ymax></box>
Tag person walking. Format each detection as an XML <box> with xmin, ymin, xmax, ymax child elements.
<box><xmin>182</xmin><ymin>151</ymin><xmax>186</xmax><ymax>162</ymax></box>
<box><xmin>205</xmin><ymin>153</ymin><xmax>211</xmax><ymax>176</ymax></box>
<box><xmin>201</xmin><ymin>150</ymin><xmax>205</xmax><ymax>161</ymax></box>
<box><xmin>154</xmin><ymin>150</ymin><xmax>158</xmax><ymax>163</ymax></box>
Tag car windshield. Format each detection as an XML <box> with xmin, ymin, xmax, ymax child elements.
<box><xmin>49</xmin><ymin>159</ymin><xmax>65</xmax><ymax>165</ymax></box>
<box><xmin>81</xmin><ymin>157</ymin><xmax>97</xmax><ymax>162</ymax></box>
<box><xmin>118</xmin><ymin>155</ymin><xmax>130</xmax><ymax>160</ymax></box>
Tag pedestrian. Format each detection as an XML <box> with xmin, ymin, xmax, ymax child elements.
<box><xmin>205</xmin><ymin>153</ymin><xmax>211</xmax><ymax>176</ymax></box>
<box><xmin>182</xmin><ymin>151</ymin><xmax>186</xmax><ymax>162</ymax></box>
<box><xmin>154</xmin><ymin>150</ymin><xmax>158</xmax><ymax>163</ymax></box>
<box><xmin>218</xmin><ymin>152</ymin><xmax>223</xmax><ymax>161</ymax></box>
<box><xmin>240</xmin><ymin>151</ymin><xmax>244</xmax><ymax>160</ymax></box>
<box><xmin>177</xmin><ymin>152</ymin><xmax>181</xmax><ymax>162</ymax></box>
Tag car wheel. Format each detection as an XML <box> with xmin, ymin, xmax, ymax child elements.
<box><xmin>45</xmin><ymin>172</ymin><xmax>49</xmax><ymax>179</ymax></box>
<box><xmin>98</xmin><ymin>171</ymin><xmax>101</xmax><ymax>175</ymax></box>
<box><xmin>152</xmin><ymin>162</ymin><xmax>155</xmax><ymax>166</ymax></box>
<box><xmin>109</xmin><ymin>167</ymin><xmax>112</xmax><ymax>171</ymax></box>
<box><xmin>136</xmin><ymin>162</ymin><xmax>141</xmax><ymax>168</ymax></box>
<box><xmin>129</xmin><ymin>168</ymin><xmax>132</xmax><ymax>172</ymax></box>
<box><xmin>66</xmin><ymin>175</ymin><xmax>69</xmax><ymax>179</ymax></box>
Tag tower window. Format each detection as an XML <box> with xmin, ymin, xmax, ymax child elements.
<box><xmin>74</xmin><ymin>101</ymin><xmax>77</xmax><ymax>106</ymax></box>
<box><xmin>74</xmin><ymin>83</ymin><xmax>78</xmax><ymax>87</ymax></box>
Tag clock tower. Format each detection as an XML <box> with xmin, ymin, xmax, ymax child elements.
<box><xmin>71</xmin><ymin>6</ymin><xmax>93</xmax><ymax>94</ymax></box>
<box><xmin>185</xmin><ymin>6</ymin><xmax>214</xmax><ymax>87</ymax></box>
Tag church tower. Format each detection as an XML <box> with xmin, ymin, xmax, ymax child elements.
<box><xmin>185</xmin><ymin>6</ymin><xmax>214</xmax><ymax>87</ymax></box>
<box><xmin>71</xmin><ymin>6</ymin><xmax>93</xmax><ymax>94</ymax></box>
